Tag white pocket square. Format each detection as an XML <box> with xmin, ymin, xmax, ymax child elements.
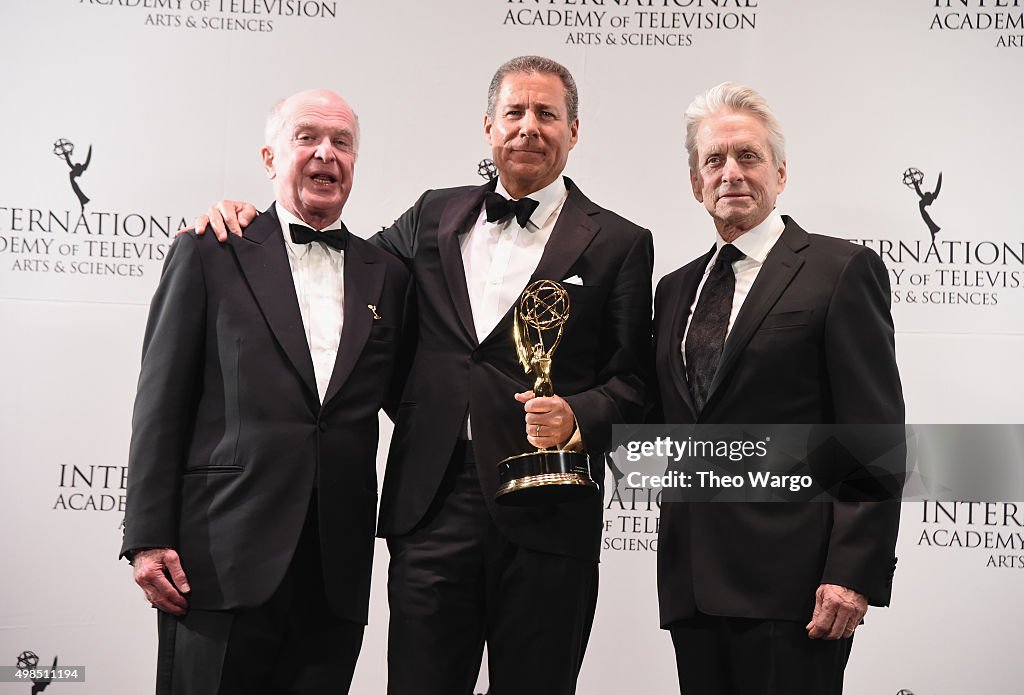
<box><xmin>563</xmin><ymin>275</ymin><xmax>584</xmax><ymax>286</ymax></box>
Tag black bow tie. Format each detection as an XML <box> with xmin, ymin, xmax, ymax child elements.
<box><xmin>484</xmin><ymin>192</ymin><xmax>539</xmax><ymax>228</ymax></box>
<box><xmin>289</xmin><ymin>223</ymin><xmax>349</xmax><ymax>252</ymax></box>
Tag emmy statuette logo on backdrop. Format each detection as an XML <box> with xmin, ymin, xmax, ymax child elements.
<box><xmin>52</xmin><ymin>139</ymin><xmax>92</xmax><ymax>212</ymax></box>
<box><xmin>902</xmin><ymin>166</ymin><xmax>942</xmax><ymax>240</ymax></box>
<box><xmin>14</xmin><ymin>650</ymin><xmax>58</xmax><ymax>694</ymax></box>
<box><xmin>477</xmin><ymin>158</ymin><xmax>498</xmax><ymax>181</ymax></box>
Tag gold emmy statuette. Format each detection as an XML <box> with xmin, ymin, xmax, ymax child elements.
<box><xmin>495</xmin><ymin>280</ymin><xmax>598</xmax><ymax>506</ymax></box>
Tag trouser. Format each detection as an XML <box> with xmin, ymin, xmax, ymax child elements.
<box><xmin>155</xmin><ymin>498</ymin><xmax>364</xmax><ymax>695</ymax></box>
<box><xmin>670</xmin><ymin>612</ymin><xmax>854</xmax><ymax>695</ymax></box>
<box><xmin>386</xmin><ymin>441</ymin><xmax>599</xmax><ymax>695</ymax></box>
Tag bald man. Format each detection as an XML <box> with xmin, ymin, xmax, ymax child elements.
<box><xmin>121</xmin><ymin>89</ymin><xmax>410</xmax><ymax>694</ymax></box>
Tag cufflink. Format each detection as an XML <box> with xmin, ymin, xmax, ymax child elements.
<box><xmin>367</xmin><ymin>304</ymin><xmax>381</xmax><ymax>320</ymax></box>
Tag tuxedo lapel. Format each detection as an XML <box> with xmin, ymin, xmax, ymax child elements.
<box><xmin>232</xmin><ymin>204</ymin><xmax>318</xmax><ymax>401</ymax></box>
<box><xmin>475</xmin><ymin>178</ymin><xmax>598</xmax><ymax>348</ymax></box>
<box><xmin>669</xmin><ymin>248</ymin><xmax>713</xmax><ymax>420</ymax></box>
<box><xmin>436</xmin><ymin>184</ymin><xmax>492</xmax><ymax>344</ymax></box>
<box><xmin>707</xmin><ymin>220</ymin><xmax>808</xmax><ymax>402</ymax></box>
<box><xmin>529</xmin><ymin>178</ymin><xmax>599</xmax><ymax>284</ymax></box>
<box><xmin>323</xmin><ymin>242</ymin><xmax>386</xmax><ymax>406</ymax></box>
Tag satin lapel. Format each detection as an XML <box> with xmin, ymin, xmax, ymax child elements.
<box><xmin>436</xmin><ymin>184</ymin><xmax>492</xmax><ymax>345</ymax></box>
<box><xmin>529</xmin><ymin>179</ymin><xmax>599</xmax><ymax>284</ymax></box>
<box><xmin>323</xmin><ymin>242</ymin><xmax>385</xmax><ymax>406</ymax></box>
<box><xmin>476</xmin><ymin>179</ymin><xmax>598</xmax><ymax>347</ymax></box>
<box><xmin>232</xmin><ymin>204</ymin><xmax>317</xmax><ymax>400</ymax></box>
<box><xmin>707</xmin><ymin>221</ymin><xmax>808</xmax><ymax>401</ymax></box>
<box><xmin>669</xmin><ymin>248</ymin><xmax>714</xmax><ymax>420</ymax></box>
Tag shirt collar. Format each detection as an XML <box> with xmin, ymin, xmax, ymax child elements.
<box><xmin>716</xmin><ymin>209</ymin><xmax>785</xmax><ymax>264</ymax></box>
<box><xmin>494</xmin><ymin>176</ymin><xmax>567</xmax><ymax>230</ymax></box>
<box><xmin>276</xmin><ymin>202</ymin><xmax>344</xmax><ymax>259</ymax></box>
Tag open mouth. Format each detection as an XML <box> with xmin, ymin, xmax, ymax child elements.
<box><xmin>310</xmin><ymin>173</ymin><xmax>337</xmax><ymax>185</ymax></box>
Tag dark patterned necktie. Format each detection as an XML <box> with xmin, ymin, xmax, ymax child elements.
<box><xmin>483</xmin><ymin>192</ymin><xmax>539</xmax><ymax>228</ymax></box>
<box><xmin>684</xmin><ymin>244</ymin><xmax>745</xmax><ymax>414</ymax></box>
<box><xmin>289</xmin><ymin>223</ymin><xmax>349</xmax><ymax>251</ymax></box>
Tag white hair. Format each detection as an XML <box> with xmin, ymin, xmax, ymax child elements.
<box><xmin>684</xmin><ymin>82</ymin><xmax>785</xmax><ymax>170</ymax></box>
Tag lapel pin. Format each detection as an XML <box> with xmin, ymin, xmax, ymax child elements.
<box><xmin>367</xmin><ymin>304</ymin><xmax>382</xmax><ymax>320</ymax></box>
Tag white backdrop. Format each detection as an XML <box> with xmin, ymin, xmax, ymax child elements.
<box><xmin>1</xmin><ymin>1</ymin><xmax>1022</xmax><ymax>693</ymax></box>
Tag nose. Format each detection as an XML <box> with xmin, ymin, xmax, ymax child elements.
<box><xmin>721</xmin><ymin>156</ymin><xmax>742</xmax><ymax>182</ymax></box>
<box><xmin>314</xmin><ymin>136</ymin><xmax>335</xmax><ymax>161</ymax></box>
<box><xmin>519</xmin><ymin>111</ymin><xmax>539</xmax><ymax>139</ymax></box>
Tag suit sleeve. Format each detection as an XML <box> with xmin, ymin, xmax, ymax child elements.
<box><xmin>564</xmin><ymin>228</ymin><xmax>655</xmax><ymax>454</ymax></box>
<box><xmin>645</xmin><ymin>276</ymin><xmax>669</xmax><ymax>425</ymax></box>
<box><xmin>120</xmin><ymin>234</ymin><xmax>207</xmax><ymax>559</ymax></box>
<box><xmin>383</xmin><ymin>264</ymin><xmax>416</xmax><ymax>421</ymax></box>
<box><xmin>369</xmin><ymin>190</ymin><xmax>434</xmax><ymax>263</ymax></box>
<box><xmin>819</xmin><ymin>247</ymin><xmax>906</xmax><ymax>606</ymax></box>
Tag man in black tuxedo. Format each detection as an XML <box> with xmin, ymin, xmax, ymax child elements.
<box><xmin>197</xmin><ymin>56</ymin><xmax>653</xmax><ymax>695</ymax></box>
<box><xmin>121</xmin><ymin>89</ymin><xmax>410</xmax><ymax>694</ymax></box>
<box><xmin>653</xmin><ymin>82</ymin><xmax>904</xmax><ymax>694</ymax></box>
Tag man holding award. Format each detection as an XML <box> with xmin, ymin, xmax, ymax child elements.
<box><xmin>194</xmin><ymin>56</ymin><xmax>653</xmax><ymax>695</ymax></box>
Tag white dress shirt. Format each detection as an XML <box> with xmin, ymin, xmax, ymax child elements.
<box><xmin>461</xmin><ymin>177</ymin><xmax>568</xmax><ymax>343</ymax></box>
<box><xmin>682</xmin><ymin>210</ymin><xmax>786</xmax><ymax>365</ymax></box>
<box><xmin>459</xmin><ymin>177</ymin><xmax>568</xmax><ymax>438</ymax></box>
<box><xmin>276</xmin><ymin>203</ymin><xmax>346</xmax><ymax>403</ymax></box>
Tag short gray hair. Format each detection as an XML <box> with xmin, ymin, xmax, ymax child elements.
<box><xmin>264</xmin><ymin>91</ymin><xmax>361</xmax><ymax>156</ymax></box>
<box><xmin>487</xmin><ymin>55</ymin><xmax>579</xmax><ymax>122</ymax></box>
<box><xmin>684</xmin><ymin>82</ymin><xmax>785</xmax><ymax>171</ymax></box>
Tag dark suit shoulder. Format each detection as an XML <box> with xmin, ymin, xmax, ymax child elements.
<box><xmin>781</xmin><ymin>217</ymin><xmax>886</xmax><ymax>277</ymax></box>
<box><xmin>806</xmin><ymin>232</ymin><xmax>876</xmax><ymax>261</ymax></box>
<box><xmin>588</xmin><ymin>202</ymin><xmax>649</xmax><ymax>236</ymax></box>
<box><xmin>414</xmin><ymin>185</ymin><xmax>481</xmax><ymax>210</ymax></box>
<box><xmin>800</xmin><ymin>233</ymin><xmax>889</xmax><ymax>287</ymax></box>
<box><xmin>656</xmin><ymin>250</ymin><xmax>709</xmax><ymax>296</ymax></box>
<box><xmin>564</xmin><ymin>178</ymin><xmax>649</xmax><ymax>238</ymax></box>
<box><xmin>349</xmin><ymin>234</ymin><xmax>410</xmax><ymax>278</ymax></box>
<box><xmin>162</xmin><ymin>227</ymin><xmax>209</xmax><ymax>266</ymax></box>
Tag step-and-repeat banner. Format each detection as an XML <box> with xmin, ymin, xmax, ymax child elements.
<box><xmin>1</xmin><ymin>1</ymin><xmax>1021</xmax><ymax>693</ymax></box>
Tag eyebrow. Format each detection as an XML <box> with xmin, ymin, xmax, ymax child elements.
<box><xmin>503</xmin><ymin>100</ymin><xmax>559</xmax><ymax>113</ymax></box>
<box><xmin>704</xmin><ymin>141</ymin><xmax>765</xmax><ymax>156</ymax></box>
<box><xmin>293</xmin><ymin>122</ymin><xmax>354</xmax><ymax>139</ymax></box>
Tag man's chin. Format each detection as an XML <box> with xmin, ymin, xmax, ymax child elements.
<box><xmin>296</xmin><ymin>199</ymin><xmax>345</xmax><ymax>224</ymax></box>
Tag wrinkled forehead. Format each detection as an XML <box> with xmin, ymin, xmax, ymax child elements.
<box><xmin>282</xmin><ymin>98</ymin><xmax>355</xmax><ymax>131</ymax></box>
<box><xmin>695</xmin><ymin>110</ymin><xmax>771</xmax><ymax>153</ymax></box>
<box><xmin>497</xmin><ymin>72</ymin><xmax>568</xmax><ymax>110</ymax></box>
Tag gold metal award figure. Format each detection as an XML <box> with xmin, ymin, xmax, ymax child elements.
<box><xmin>496</xmin><ymin>280</ymin><xmax>598</xmax><ymax>505</ymax></box>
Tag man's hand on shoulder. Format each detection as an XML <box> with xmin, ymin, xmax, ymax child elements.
<box><xmin>806</xmin><ymin>583</ymin><xmax>868</xmax><ymax>640</ymax></box>
<box><xmin>132</xmin><ymin>547</ymin><xmax>191</xmax><ymax>616</ymax></box>
<box><xmin>176</xmin><ymin>200</ymin><xmax>258</xmax><ymax>242</ymax></box>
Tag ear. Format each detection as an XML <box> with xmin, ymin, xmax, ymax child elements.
<box><xmin>484</xmin><ymin>113</ymin><xmax>494</xmax><ymax>147</ymax></box>
<box><xmin>261</xmin><ymin>145</ymin><xmax>276</xmax><ymax>180</ymax></box>
<box><xmin>690</xmin><ymin>170</ymin><xmax>703</xmax><ymax>203</ymax></box>
<box><xmin>567</xmin><ymin>117</ymin><xmax>579</xmax><ymax>151</ymax></box>
<box><xmin>776</xmin><ymin>159</ymin><xmax>787</xmax><ymax>194</ymax></box>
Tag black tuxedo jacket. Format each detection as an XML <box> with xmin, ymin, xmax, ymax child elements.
<box><xmin>653</xmin><ymin>216</ymin><xmax>904</xmax><ymax>626</ymax></box>
<box><xmin>372</xmin><ymin>177</ymin><xmax>653</xmax><ymax>561</ymax></box>
<box><xmin>121</xmin><ymin>205</ymin><xmax>410</xmax><ymax>624</ymax></box>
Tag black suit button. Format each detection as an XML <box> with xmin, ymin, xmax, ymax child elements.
<box><xmin>318</xmin><ymin>422</ymin><xmax>327</xmax><ymax>433</ymax></box>
<box><xmin>471</xmin><ymin>351</ymin><xmax>482</xmax><ymax>363</ymax></box>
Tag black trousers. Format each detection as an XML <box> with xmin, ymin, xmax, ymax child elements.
<box><xmin>155</xmin><ymin>498</ymin><xmax>364</xmax><ymax>695</ymax></box>
<box><xmin>386</xmin><ymin>441</ymin><xmax>599</xmax><ymax>695</ymax></box>
<box><xmin>669</xmin><ymin>613</ymin><xmax>854</xmax><ymax>695</ymax></box>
